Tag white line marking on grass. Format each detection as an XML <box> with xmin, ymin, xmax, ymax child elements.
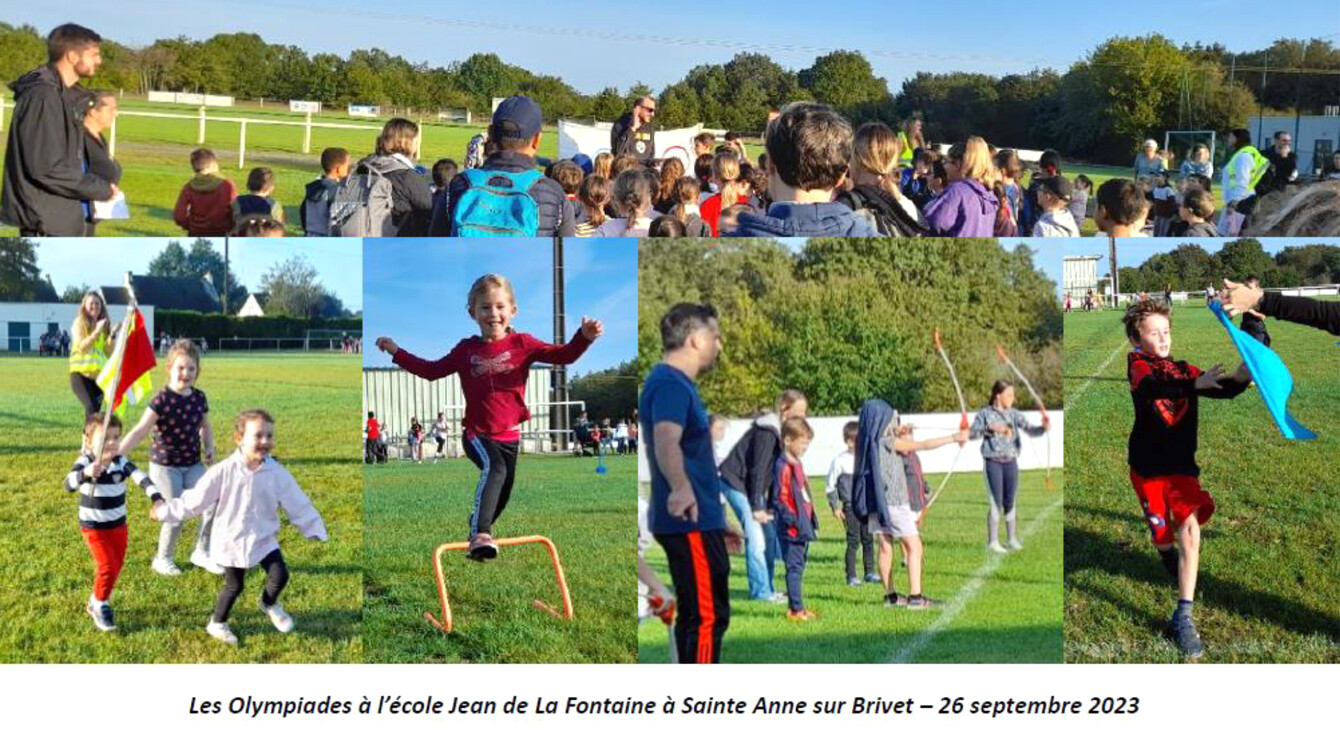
<box><xmin>890</xmin><ymin>496</ymin><xmax>1065</xmax><ymax>664</ymax></box>
<box><xmin>1068</xmin><ymin>339</ymin><xmax>1128</xmax><ymax>406</ymax></box>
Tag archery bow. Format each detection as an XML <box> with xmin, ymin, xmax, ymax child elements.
<box><xmin>924</xmin><ymin>329</ymin><xmax>970</xmax><ymax>514</ymax></box>
<box><xmin>995</xmin><ymin>343</ymin><xmax>1053</xmax><ymax>490</ymax></box>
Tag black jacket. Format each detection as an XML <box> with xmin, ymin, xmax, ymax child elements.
<box><xmin>718</xmin><ymin>414</ymin><xmax>783</xmax><ymax>511</ymax></box>
<box><xmin>383</xmin><ymin>163</ymin><xmax>433</xmax><ymax>237</ymax></box>
<box><xmin>611</xmin><ymin>112</ymin><xmax>655</xmax><ymax>162</ymax></box>
<box><xmin>1</xmin><ymin>65</ymin><xmax>114</xmax><ymax>235</ymax></box>
<box><xmin>431</xmin><ymin>150</ymin><xmax>574</xmax><ymax>237</ymax></box>
<box><xmin>1259</xmin><ymin>291</ymin><xmax>1340</xmax><ymax>336</ymax></box>
<box><xmin>836</xmin><ymin>184</ymin><xmax>928</xmax><ymax>236</ymax></box>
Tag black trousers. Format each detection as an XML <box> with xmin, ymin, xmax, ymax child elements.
<box><xmin>213</xmin><ymin>549</ymin><xmax>289</xmax><ymax>622</ymax></box>
<box><xmin>656</xmin><ymin>530</ymin><xmax>731</xmax><ymax>664</ymax></box>
<box><xmin>842</xmin><ymin>501</ymin><xmax>875</xmax><ymax>579</ymax></box>
<box><xmin>69</xmin><ymin>373</ymin><xmax>104</xmax><ymax>416</ymax></box>
<box><xmin>462</xmin><ymin>433</ymin><xmax>520</xmax><ymax>537</ymax></box>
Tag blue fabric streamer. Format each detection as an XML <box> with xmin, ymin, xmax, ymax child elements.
<box><xmin>1208</xmin><ymin>300</ymin><xmax>1316</xmax><ymax>440</ymax></box>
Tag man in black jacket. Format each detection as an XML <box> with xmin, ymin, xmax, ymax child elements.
<box><xmin>1</xmin><ymin>24</ymin><xmax>117</xmax><ymax>236</ymax></box>
<box><xmin>431</xmin><ymin>95</ymin><xmax>572</xmax><ymax>236</ymax></box>
<box><xmin>1221</xmin><ymin>277</ymin><xmax>1340</xmax><ymax>336</ymax></box>
<box><xmin>610</xmin><ymin>96</ymin><xmax>657</xmax><ymax>163</ymax></box>
<box><xmin>1256</xmin><ymin>131</ymin><xmax>1299</xmax><ymax>197</ymax></box>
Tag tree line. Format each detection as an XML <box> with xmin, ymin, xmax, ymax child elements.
<box><xmin>638</xmin><ymin>239</ymin><xmax>1063</xmax><ymax>417</ymax></box>
<box><xmin>1117</xmin><ymin>240</ymin><xmax>1340</xmax><ymax>294</ymax></box>
<box><xmin>1</xmin><ymin>22</ymin><xmax>1334</xmax><ymax>164</ymax></box>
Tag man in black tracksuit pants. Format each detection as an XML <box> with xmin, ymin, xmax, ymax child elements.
<box><xmin>1</xmin><ymin>24</ymin><xmax>116</xmax><ymax>237</ymax></box>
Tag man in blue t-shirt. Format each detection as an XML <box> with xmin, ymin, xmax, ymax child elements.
<box><xmin>640</xmin><ymin>302</ymin><xmax>730</xmax><ymax>663</ymax></box>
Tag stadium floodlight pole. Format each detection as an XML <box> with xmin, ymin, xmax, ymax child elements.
<box><xmin>222</xmin><ymin>237</ymin><xmax>230</xmax><ymax>315</ymax></box>
<box><xmin>92</xmin><ymin>272</ymin><xmax>137</xmax><ymax>460</ymax></box>
<box><xmin>552</xmin><ymin>237</ymin><xmax>568</xmax><ymax>451</ymax></box>
<box><xmin>1109</xmin><ymin>237</ymin><xmax>1119</xmax><ymax>310</ymax></box>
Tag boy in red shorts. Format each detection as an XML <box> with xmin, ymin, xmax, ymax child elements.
<box><xmin>1123</xmin><ymin>298</ymin><xmax>1250</xmax><ymax>658</ymax></box>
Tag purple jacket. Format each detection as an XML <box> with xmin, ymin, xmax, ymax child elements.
<box><xmin>922</xmin><ymin>179</ymin><xmax>998</xmax><ymax>237</ymax></box>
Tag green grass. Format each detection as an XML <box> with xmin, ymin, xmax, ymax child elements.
<box><xmin>363</xmin><ymin>453</ymin><xmax>637</xmax><ymax>663</ymax></box>
<box><xmin>0</xmin><ymin>353</ymin><xmax>363</xmax><ymax>663</ymax></box>
<box><xmin>0</xmin><ymin>100</ymin><xmax>560</xmax><ymax>237</ymax></box>
<box><xmin>1063</xmin><ymin>307</ymin><xmax>1340</xmax><ymax>663</ymax></box>
<box><xmin>638</xmin><ymin>471</ymin><xmax>1064</xmax><ymax>663</ymax></box>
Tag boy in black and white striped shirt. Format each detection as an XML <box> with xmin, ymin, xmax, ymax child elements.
<box><xmin>65</xmin><ymin>413</ymin><xmax>163</xmax><ymax>631</ymax></box>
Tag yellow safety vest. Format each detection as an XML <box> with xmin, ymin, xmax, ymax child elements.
<box><xmin>69</xmin><ymin>330</ymin><xmax>108</xmax><ymax>376</ymax></box>
<box><xmin>898</xmin><ymin>131</ymin><xmax>916</xmax><ymax>164</ymax></box>
<box><xmin>1227</xmin><ymin>145</ymin><xmax>1270</xmax><ymax>193</ymax></box>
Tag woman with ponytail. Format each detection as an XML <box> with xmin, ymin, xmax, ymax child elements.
<box><xmin>835</xmin><ymin>122</ymin><xmax>927</xmax><ymax>236</ymax></box>
<box><xmin>699</xmin><ymin>149</ymin><xmax>752</xmax><ymax>236</ymax></box>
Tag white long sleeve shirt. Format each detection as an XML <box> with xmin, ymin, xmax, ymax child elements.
<box><xmin>160</xmin><ymin>450</ymin><xmax>327</xmax><ymax>568</ymax></box>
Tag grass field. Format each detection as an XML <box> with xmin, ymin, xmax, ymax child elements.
<box><xmin>1063</xmin><ymin>306</ymin><xmax>1340</xmax><ymax>663</ymax></box>
<box><xmin>0</xmin><ymin>353</ymin><xmax>363</xmax><ymax>662</ymax></box>
<box><xmin>0</xmin><ymin>97</ymin><xmax>561</xmax><ymax>237</ymax></box>
<box><xmin>363</xmin><ymin>452</ymin><xmax>637</xmax><ymax>663</ymax></box>
<box><xmin>638</xmin><ymin>471</ymin><xmax>1064</xmax><ymax>663</ymax></box>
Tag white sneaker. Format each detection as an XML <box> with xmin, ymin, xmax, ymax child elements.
<box><xmin>206</xmin><ymin>620</ymin><xmax>238</xmax><ymax>645</ymax></box>
<box><xmin>151</xmin><ymin>557</ymin><xmax>182</xmax><ymax>576</ymax></box>
<box><xmin>987</xmin><ymin>541</ymin><xmax>1008</xmax><ymax>554</ymax></box>
<box><xmin>260</xmin><ymin>600</ymin><xmax>295</xmax><ymax>633</ymax></box>
<box><xmin>191</xmin><ymin>551</ymin><xmax>224</xmax><ymax>575</ymax></box>
<box><xmin>1007</xmin><ymin>538</ymin><xmax>1024</xmax><ymax>550</ymax></box>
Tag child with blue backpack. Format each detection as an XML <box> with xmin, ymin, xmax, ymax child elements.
<box><xmin>430</xmin><ymin>95</ymin><xmax>574</xmax><ymax>237</ymax></box>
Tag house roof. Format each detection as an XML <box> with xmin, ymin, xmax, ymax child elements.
<box><xmin>102</xmin><ymin>275</ymin><xmax>221</xmax><ymax>313</ymax></box>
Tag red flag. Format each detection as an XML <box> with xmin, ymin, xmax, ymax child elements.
<box><xmin>108</xmin><ymin>308</ymin><xmax>156</xmax><ymax>412</ymax></box>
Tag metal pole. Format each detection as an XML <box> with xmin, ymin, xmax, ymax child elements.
<box><xmin>109</xmin><ymin>116</ymin><xmax>117</xmax><ymax>159</ymax></box>
<box><xmin>223</xmin><ymin>238</ymin><xmax>230</xmax><ymax>314</ymax></box>
<box><xmin>238</xmin><ymin>120</ymin><xmax>247</xmax><ymax>169</ymax></box>
<box><xmin>198</xmin><ymin>105</ymin><xmax>206</xmax><ymax>144</ymax></box>
<box><xmin>1109</xmin><ymin>237</ymin><xmax>1119</xmax><ymax>310</ymax></box>
<box><xmin>304</xmin><ymin>111</ymin><xmax>312</xmax><ymax>154</ymax></box>
<box><xmin>551</xmin><ymin>237</ymin><xmax>569</xmax><ymax>452</ymax></box>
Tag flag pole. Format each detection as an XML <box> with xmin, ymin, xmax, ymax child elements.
<box><xmin>91</xmin><ymin>272</ymin><xmax>137</xmax><ymax>460</ymax></box>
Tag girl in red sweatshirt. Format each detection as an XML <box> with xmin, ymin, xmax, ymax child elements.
<box><xmin>375</xmin><ymin>273</ymin><xmax>602</xmax><ymax>559</ymax></box>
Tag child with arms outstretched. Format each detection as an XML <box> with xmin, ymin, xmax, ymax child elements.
<box><xmin>151</xmin><ymin>409</ymin><xmax>327</xmax><ymax>645</ymax></box>
<box><xmin>375</xmin><ymin>273</ymin><xmax>602</xmax><ymax>559</ymax></box>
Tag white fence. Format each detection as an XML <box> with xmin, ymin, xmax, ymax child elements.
<box><xmin>363</xmin><ymin>365</ymin><xmax>586</xmax><ymax>455</ymax></box>
<box><xmin>0</xmin><ymin>99</ymin><xmax>382</xmax><ymax>169</ymax></box>
<box><xmin>637</xmin><ymin>410</ymin><xmax>1063</xmax><ymax>483</ymax></box>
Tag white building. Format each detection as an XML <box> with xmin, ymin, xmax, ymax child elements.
<box><xmin>1063</xmin><ymin>255</ymin><xmax>1103</xmax><ymax>302</ymax></box>
<box><xmin>0</xmin><ymin>302</ymin><xmax>155</xmax><ymax>353</ymax></box>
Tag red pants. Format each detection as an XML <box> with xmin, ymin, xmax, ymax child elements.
<box><xmin>81</xmin><ymin>526</ymin><xmax>127</xmax><ymax>601</ymax></box>
<box><xmin>1130</xmin><ymin>471</ymin><xmax>1215</xmax><ymax>546</ymax></box>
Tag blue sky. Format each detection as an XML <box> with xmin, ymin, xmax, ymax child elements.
<box><xmin>361</xmin><ymin>239</ymin><xmax>637</xmax><ymax>374</ymax></box>
<box><xmin>34</xmin><ymin>237</ymin><xmax>362</xmax><ymax>310</ymax></box>
<box><xmin>1062</xmin><ymin>238</ymin><xmax>1332</xmax><ymax>277</ymax></box>
<box><xmin>14</xmin><ymin>1</ymin><xmax>1325</xmax><ymax>95</ymax></box>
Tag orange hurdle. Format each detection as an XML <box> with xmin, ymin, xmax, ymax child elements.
<box><xmin>424</xmin><ymin>534</ymin><xmax>575</xmax><ymax>633</ymax></box>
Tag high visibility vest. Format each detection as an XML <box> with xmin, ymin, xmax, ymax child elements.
<box><xmin>68</xmin><ymin>329</ymin><xmax>108</xmax><ymax>376</ymax></box>
<box><xmin>1226</xmin><ymin>145</ymin><xmax>1269</xmax><ymax>194</ymax></box>
<box><xmin>898</xmin><ymin>131</ymin><xmax>916</xmax><ymax>164</ymax></box>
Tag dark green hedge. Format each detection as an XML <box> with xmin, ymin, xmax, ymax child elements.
<box><xmin>154</xmin><ymin>310</ymin><xmax>361</xmax><ymax>346</ymax></box>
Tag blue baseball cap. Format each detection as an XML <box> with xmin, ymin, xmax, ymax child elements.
<box><xmin>571</xmin><ymin>153</ymin><xmax>593</xmax><ymax>175</ymax></box>
<box><xmin>491</xmin><ymin>95</ymin><xmax>543</xmax><ymax>141</ymax></box>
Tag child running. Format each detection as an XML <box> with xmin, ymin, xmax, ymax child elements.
<box><xmin>151</xmin><ymin>409</ymin><xmax>328</xmax><ymax>645</ymax></box>
<box><xmin>773</xmin><ymin>417</ymin><xmax>818</xmax><ymax>621</ymax></box>
<box><xmin>1122</xmin><ymin>298</ymin><xmax>1250</xmax><ymax>658</ymax></box>
<box><xmin>970</xmin><ymin>380</ymin><xmax>1049</xmax><ymax>553</ymax></box>
<box><xmin>66</xmin><ymin>413</ymin><xmax>164</xmax><ymax>631</ymax></box>
<box><xmin>119</xmin><ymin>339</ymin><xmax>216</xmax><ymax>576</ymax></box>
<box><xmin>374</xmin><ymin>273</ymin><xmax>603</xmax><ymax>559</ymax></box>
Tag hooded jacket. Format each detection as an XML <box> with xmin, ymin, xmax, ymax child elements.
<box><xmin>432</xmin><ymin>150</ymin><xmax>573</xmax><ymax>237</ymax></box>
<box><xmin>772</xmin><ymin>455</ymin><xmax>817</xmax><ymax>542</ymax></box>
<box><xmin>729</xmin><ymin>201</ymin><xmax>878</xmax><ymax>238</ymax></box>
<box><xmin>1</xmin><ymin>65</ymin><xmax>114</xmax><ymax>235</ymax></box>
<box><xmin>718</xmin><ymin>413</ymin><xmax>783</xmax><ymax>511</ymax></box>
<box><xmin>173</xmin><ymin>173</ymin><xmax>236</xmax><ymax>236</ymax></box>
<box><xmin>851</xmin><ymin>399</ymin><xmax>899</xmax><ymax>529</ymax></box>
<box><xmin>923</xmin><ymin>178</ymin><xmax>999</xmax><ymax>237</ymax></box>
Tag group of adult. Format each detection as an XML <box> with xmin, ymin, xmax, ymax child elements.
<box><xmin>2</xmin><ymin>23</ymin><xmax>122</xmax><ymax>237</ymax></box>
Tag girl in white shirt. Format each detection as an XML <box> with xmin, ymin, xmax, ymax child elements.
<box><xmin>153</xmin><ymin>409</ymin><xmax>327</xmax><ymax>645</ymax></box>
